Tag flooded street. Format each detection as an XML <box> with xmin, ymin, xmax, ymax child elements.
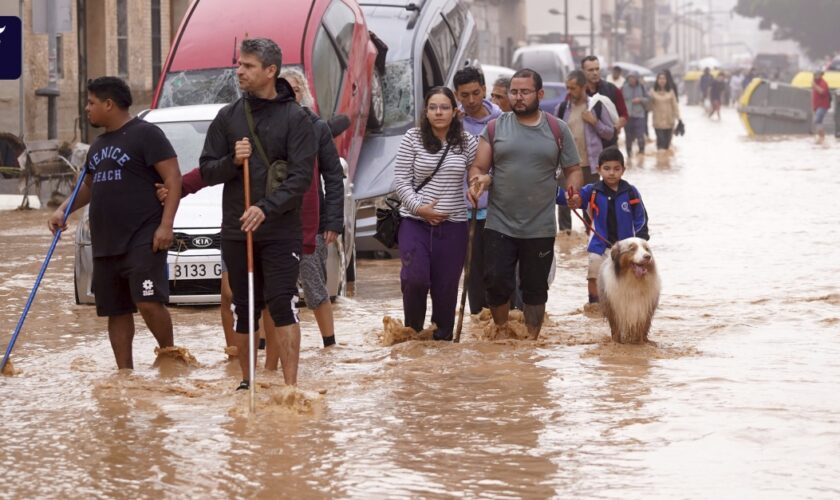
<box><xmin>1</xmin><ymin>107</ymin><xmax>839</xmax><ymax>498</ymax></box>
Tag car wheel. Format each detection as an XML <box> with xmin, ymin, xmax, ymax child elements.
<box><xmin>367</xmin><ymin>70</ymin><xmax>385</xmax><ymax>130</ymax></box>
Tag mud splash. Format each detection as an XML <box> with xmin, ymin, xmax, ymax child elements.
<box><xmin>154</xmin><ymin>346</ymin><xmax>200</xmax><ymax>367</ymax></box>
<box><xmin>1</xmin><ymin>359</ymin><xmax>18</xmax><ymax>376</ymax></box>
<box><xmin>229</xmin><ymin>384</ymin><xmax>324</xmax><ymax>417</ymax></box>
<box><xmin>380</xmin><ymin>316</ymin><xmax>436</xmax><ymax>346</ymax></box>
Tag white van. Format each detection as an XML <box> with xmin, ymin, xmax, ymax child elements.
<box><xmin>511</xmin><ymin>44</ymin><xmax>575</xmax><ymax>83</ymax></box>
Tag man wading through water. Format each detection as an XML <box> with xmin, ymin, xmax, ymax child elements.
<box><xmin>453</xmin><ymin>66</ymin><xmax>502</xmax><ymax>315</ymax></box>
<box><xmin>48</xmin><ymin>77</ymin><xmax>182</xmax><ymax>369</ymax></box>
<box><xmin>468</xmin><ymin>69</ymin><xmax>582</xmax><ymax>339</ymax></box>
<box><xmin>199</xmin><ymin>38</ymin><xmax>316</xmax><ymax>390</ymax></box>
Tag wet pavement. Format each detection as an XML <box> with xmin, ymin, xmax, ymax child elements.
<box><xmin>1</xmin><ymin>106</ymin><xmax>839</xmax><ymax>498</ymax></box>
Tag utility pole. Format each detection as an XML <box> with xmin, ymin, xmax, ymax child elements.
<box><xmin>590</xmin><ymin>0</ymin><xmax>595</xmax><ymax>55</ymax></box>
<box><xmin>19</xmin><ymin>0</ymin><xmax>25</xmax><ymax>138</ymax></box>
<box><xmin>564</xmin><ymin>0</ymin><xmax>569</xmax><ymax>41</ymax></box>
<box><xmin>33</xmin><ymin>0</ymin><xmax>71</xmax><ymax>140</ymax></box>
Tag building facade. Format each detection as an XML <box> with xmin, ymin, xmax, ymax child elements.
<box><xmin>0</xmin><ymin>0</ymin><xmax>189</xmax><ymax>144</ymax></box>
<box><xmin>464</xmin><ymin>0</ymin><xmax>526</xmax><ymax>68</ymax></box>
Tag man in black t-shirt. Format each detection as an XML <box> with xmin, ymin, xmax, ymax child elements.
<box><xmin>49</xmin><ymin>77</ymin><xmax>182</xmax><ymax>369</ymax></box>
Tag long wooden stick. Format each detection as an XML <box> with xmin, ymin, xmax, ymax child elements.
<box><xmin>454</xmin><ymin>209</ymin><xmax>479</xmax><ymax>343</ymax></box>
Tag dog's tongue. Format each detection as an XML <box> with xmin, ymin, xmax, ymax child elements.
<box><xmin>633</xmin><ymin>264</ymin><xmax>648</xmax><ymax>278</ymax></box>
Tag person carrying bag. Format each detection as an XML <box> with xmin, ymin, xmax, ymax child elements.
<box><xmin>390</xmin><ymin>87</ymin><xmax>477</xmax><ymax>341</ymax></box>
<box><xmin>373</xmin><ymin>143</ymin><xmax>450</xmax><ymax>249</ymax></box>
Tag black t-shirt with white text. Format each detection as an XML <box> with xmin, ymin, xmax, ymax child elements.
<box><xmin>86</xmin><ymin>118</ymin><xmax>176</xmax><ymax>257</ymax></box>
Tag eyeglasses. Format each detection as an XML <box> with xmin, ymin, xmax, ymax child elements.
<box><xmin>427</xmin><ymin>104</ymin><xmax>453</xmax><ymax>112</ymax></box>
<box><xmin>490</xmin><ymin>93</ymin><xmax>507</xmax><ymax>100</ymax></box>
<box><xmin>508</xmin><ymin>89</ymin><xmax>536</xmax><ymax>97</ymax></box>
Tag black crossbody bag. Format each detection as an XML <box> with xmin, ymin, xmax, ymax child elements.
<box><xmin>244</xmin><ymin>100</ymin><xmax>287</xmax><ymax>194</ymax></box>
<box><xmin>374</xmin><ymin>143</ymin><xmax>451</xmax><ymax>249</ymax></box>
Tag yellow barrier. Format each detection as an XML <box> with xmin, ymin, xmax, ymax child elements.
<box><xmin>738</xmin><ymin>77</ymin><xmax>764</xmax><ymax>137</ymax></box>
<box><xmin>790</xmin><ymin>71</ymin><xmax>840</xmax><ymax>89</ymax></box>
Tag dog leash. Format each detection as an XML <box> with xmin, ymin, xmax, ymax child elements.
<box><xmin>567</xmin><ymin>187</ymin><xmax>612</xmax><ymax>248</ymax></box>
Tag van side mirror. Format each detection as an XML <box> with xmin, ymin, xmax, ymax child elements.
<box><xmin>328</xmin><ymin>114</ymin><xmax>351</xmax><ymax>138</ymax></box>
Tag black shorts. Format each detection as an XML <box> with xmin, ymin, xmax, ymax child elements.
<box><xmin>92</xmin><ymin>245</ymin><xmax>169</xmax><ymax>317</ymax></box>
<box><xmin>483</xmin><ymin>229</ymin><xmax>554</xmax><ymax>306</ymax></box>
<box><xmin>222</xmin><ymin>238</ymin><xmax>301</xmax><ymax>332</ymax></box>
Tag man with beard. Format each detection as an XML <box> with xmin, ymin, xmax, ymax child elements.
<box><xmin>48</xmin><ymin>76</ymin><xmax>182</xmax><ymax>369</ymax></box>
<box><xmin>468</xmin><ymin>69</ymin><xmax>582</xmax><ymax>339</ymax></box>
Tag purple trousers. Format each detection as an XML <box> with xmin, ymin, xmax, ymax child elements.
<box><xmin>399</xmin><ymin>217</ymin><xmax>468</xmax><ymax>340</ymax></box>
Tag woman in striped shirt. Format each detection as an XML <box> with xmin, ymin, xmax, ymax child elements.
<box><xmin>393</xmin><ymin>86</ymin><xmax>478</xmax><ymax>341</ymax></box>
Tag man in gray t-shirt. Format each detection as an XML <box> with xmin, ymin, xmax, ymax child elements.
<box><xmin>468</xmin><ymin>69</ymin><xmax>582</xmax><ymax>340</ymax></box>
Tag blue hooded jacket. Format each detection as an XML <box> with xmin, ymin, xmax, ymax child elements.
<box><xmin>557</xmin><ymin>179</ymin><xmax>648</xmax><ymax>255</ymax></box>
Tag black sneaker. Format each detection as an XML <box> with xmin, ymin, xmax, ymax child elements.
<box><xmin>236</xmin><ymin>380</ymin><xmax>249</xmax><ymax>391</ymax></box>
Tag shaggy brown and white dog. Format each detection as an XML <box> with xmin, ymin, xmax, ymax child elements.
<box><xmin>597</xmin><ymin>237</ymin><xmax>661</xmax><ymax>344</ymax></box>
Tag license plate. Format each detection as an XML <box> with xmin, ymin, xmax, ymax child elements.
<box><xmin>169</xmin><ymin>262</ymin><xmax>222</xmax><ymax>280</ymax></box>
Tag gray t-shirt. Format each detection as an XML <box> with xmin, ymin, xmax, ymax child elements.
<box><xmin>481</xmin><ymin>112</ymin><xmax>580</xmax><ymax>238</ymax></box>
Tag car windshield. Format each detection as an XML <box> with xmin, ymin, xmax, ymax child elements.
<box><xmin>153</xmin><ymin>121</ymin><xmax>211</xmax><ymax>174</ymax></box>
<box><xmin>516</xmin><ymin>51</ymin><xmax>563</xmax><ymax>82</ymax></box>
<box><xmin>157</xmin><ymin>65</ymin><xmax>303</xmax><ymax>108</ymax></box>
<box><xmin>381</xmin><ymin>59</ymin><xmax>415</xmax><ymax>133</ymax></box>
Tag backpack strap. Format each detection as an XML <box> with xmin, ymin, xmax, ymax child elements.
<box><xmin>487</xmin><ymin>118</ymin><xmax>496</xmax><ymax>147</ymax></box>
<box><xmin>556</xmin><ymin>100</ymin><xmax>568</xmax><ymax>120</ymax></box>
<box><xmin>544</xmin><ymin>113</ymin><xmax>565</xmax><ymax>164</ymax></box>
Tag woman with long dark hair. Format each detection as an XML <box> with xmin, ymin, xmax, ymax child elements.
<box><xmin>392</xmin><ymin>86</ymin><xmax>478</xmax><ymax>341</ymax></box>
<box><xmin>650</xmin><ymin>71</ymin><xmax>681</xmax><ymax>151</ymax></box>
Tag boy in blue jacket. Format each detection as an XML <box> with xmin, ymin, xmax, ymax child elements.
<box><xmin>558</xmin><ymin>146</ymin><xmax>649</xmax><ymax>305</ymax></box>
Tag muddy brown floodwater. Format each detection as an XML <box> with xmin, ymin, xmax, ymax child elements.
<box><xmin>1</xmin><ymin>107</ymin><xmax>839</xmax><ymax>498</ymax></box>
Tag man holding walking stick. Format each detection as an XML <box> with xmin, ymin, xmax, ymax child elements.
<box><xmin>468</xmin><ymin>69</ymin><xmax>582</xmax><ymax>340</ymax></box>
<box><xmin>199</xmin><ymin>38</ymin><xmax>316</xmax><ymax>390</ymax></box>
<box><xmin>47</xmin><ymin>77</ymin><xmax>182</xmax><ymax>369</ymax></box>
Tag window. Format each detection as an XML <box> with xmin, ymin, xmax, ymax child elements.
<box><xmin>55</xmin><ymin>34</ymin><xmax>64</xmax><ymax>79</ymax></box>
<box><xmin>515</xmin><ymin>51</ymin><xmax>564</xmax><ymax>82</ymax></box>
<box><xmin>380</xmin><ymin>59</ymin><xmax>415</xmax><ymax>132</ymax></box>
<box><xmin>154</xmin><ymin>121</ymin><xmax>211</xmax><ymax>174</ymax></box>
<box><xmin>443</xmin><ymin>3</ymin><xmax>465</xmax><ymax>46</ymax></box>
<box><xmin>117</xmin><ymin>0</ymin><xmax>128</xmax><ymax>77</ymax></box>
<box><xmin>311</xmin><ymin>26</ymin><xmax>345</xmax><ymax>119</ymax></box>
<box><xmin>152</xmin><ymin>0</ymin><xmax>162</xmax><ymax>89</ymax></box>
<box><xmin>421</xmin><ymin>41</ymin><xmax>443</xmax><ymax>96</ymax></box>
<box><xmin>428</xmin><ymin>13</ymin><xmax>456</xmax><ymax>79</ymax></box>
<box><xmin>322</xmin><ymin>0</ymin><xmax>356</xmax><ymax>60</ymax></box>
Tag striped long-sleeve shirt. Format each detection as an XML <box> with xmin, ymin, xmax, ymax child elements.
<box><xmin>393</xmin><ymin>128</ymin><xmax>478</xmax><ymax>223</ymax></box>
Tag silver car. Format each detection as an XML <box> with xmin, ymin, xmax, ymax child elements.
<box><xmin>74</xmin><ymin>104</ymin><xmax>350</xmax><ymax>305</ymax></box>
<box><xmin>353</xmin><ymin>0</ymin><xmax>479</xmax><ymax>256</ymax></box>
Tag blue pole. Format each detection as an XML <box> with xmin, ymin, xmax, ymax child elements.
<box><xmin>1</xmin><ymin>167</ymin><xmax>88</xmax><ymax>373</ymax></box>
